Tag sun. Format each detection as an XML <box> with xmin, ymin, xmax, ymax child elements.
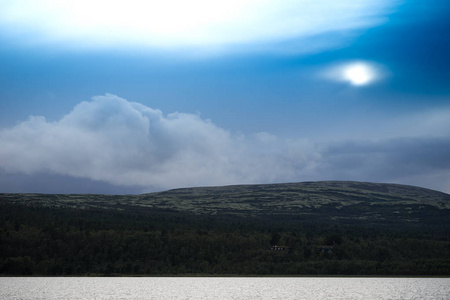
<box><xmin>322</xmin><ymin>61</ymin><xmax>382</xmax><ymax>86</ymax></box>
<box><xmin>343</xmin><ymin>64</ymin><xmax>375</xmax><ymax>86</ymax></box>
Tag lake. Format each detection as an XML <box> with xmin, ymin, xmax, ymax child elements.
<box><xmin>1</xmin><ymin>277</ymin><xmax>449</xmax><ymax>299</ymax></box>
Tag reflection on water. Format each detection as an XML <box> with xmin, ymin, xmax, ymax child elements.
<box><xmin>1</xmin><ymin>277</ymin><xmax>449</xmax><ymax>299</ymax></box>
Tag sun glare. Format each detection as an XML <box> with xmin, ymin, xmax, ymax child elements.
<box><xmin>0</xmin><ymin>0</ymin><xmax>398</xmax><ymax>51</ymax></box>
<box><xmin>59</xmin><ymin>0</ymin><xmax>248</xmax><ymax>41</ymax></box>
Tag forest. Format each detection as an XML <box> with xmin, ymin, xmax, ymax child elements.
<box><xmin>1</xmin><ymin>181</ymin><xmax>450</xmax><ymax>276</ymax></box>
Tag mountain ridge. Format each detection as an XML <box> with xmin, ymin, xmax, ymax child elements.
<box><xmin>2</xmin><ymin>181</ymin><xmax>449</xmax><ymax>226</ymax></box>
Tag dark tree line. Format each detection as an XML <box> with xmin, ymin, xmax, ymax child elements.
<box><xmin>1</xmin><ymin>202</ymin><xmax>449</xmax><ymax>275</ymax></box>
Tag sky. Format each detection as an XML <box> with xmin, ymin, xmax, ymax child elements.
<box><xmin>0</xmin><ymin>0</ymin><xmax>449</xmax><ymax>194</ymax></box>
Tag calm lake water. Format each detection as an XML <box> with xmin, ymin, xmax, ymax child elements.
<box><xmin>1</xmin><ymin>277</ymin><xmax>449</xmax><ymax>299</ymax></box>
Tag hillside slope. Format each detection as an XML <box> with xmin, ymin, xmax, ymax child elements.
<box><xmin>1</xmin><ymin>181</ymin><xmax>449</xmax><ymax>225</ymax></box>
<box><xmin>141</xmin><ymin>181</ymin><xmax>450</xmax><ymax>223</ymax></box>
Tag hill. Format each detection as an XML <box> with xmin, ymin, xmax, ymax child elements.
<box><xmin>2</xmin><ymin>181</ymin><xmax>449</xmax><ymax>225</ymax></box>
<box><xmin>141</xmin><ymin>181</ymin><xmax>450</xmax><ymax>224</ymax></box>
<box><xmin>1</xmin><ymin>181</ymin><xmax>450</xmax><ymax>276</ymax></box>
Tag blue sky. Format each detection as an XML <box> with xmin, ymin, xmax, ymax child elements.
<box><xmin>0</xmin><ymin>0</ymin><xmax>449</xmax><ymax>194</ymax></box>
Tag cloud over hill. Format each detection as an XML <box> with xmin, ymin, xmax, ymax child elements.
<box><xmin>0</xmin><ymin>94</ymin><xmax>449</xmax><ymax>193</ymax></box>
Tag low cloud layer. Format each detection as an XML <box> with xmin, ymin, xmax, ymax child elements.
<box><xmin>1</xmin><ymin>94</ymin><xmax>449</xmax><ymax>193</ymax></box>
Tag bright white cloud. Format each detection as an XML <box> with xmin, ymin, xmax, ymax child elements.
<box><xmin>0</xmin><ymin>94</ymin><xmax>449</xmax><ymax>193</ymax></box>
<box><xmin>0</xmin><ymin>94</ymin><xmax>318</xmax><ymax>189</ymax></box>
<box><xmin>321</xmin><ymin>61</ymin><xmax>386</xmax><ymax>86</ymax></box>
<box><xmin>0</xmin><ymin>0</ymin><xmax>401</xmax><ymax>53</ymax></box>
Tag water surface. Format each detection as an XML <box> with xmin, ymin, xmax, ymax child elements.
<box><xmin>1</xmin><ymin>277</ymin><xmax>449</xmax><ymax>299</ymax></box>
